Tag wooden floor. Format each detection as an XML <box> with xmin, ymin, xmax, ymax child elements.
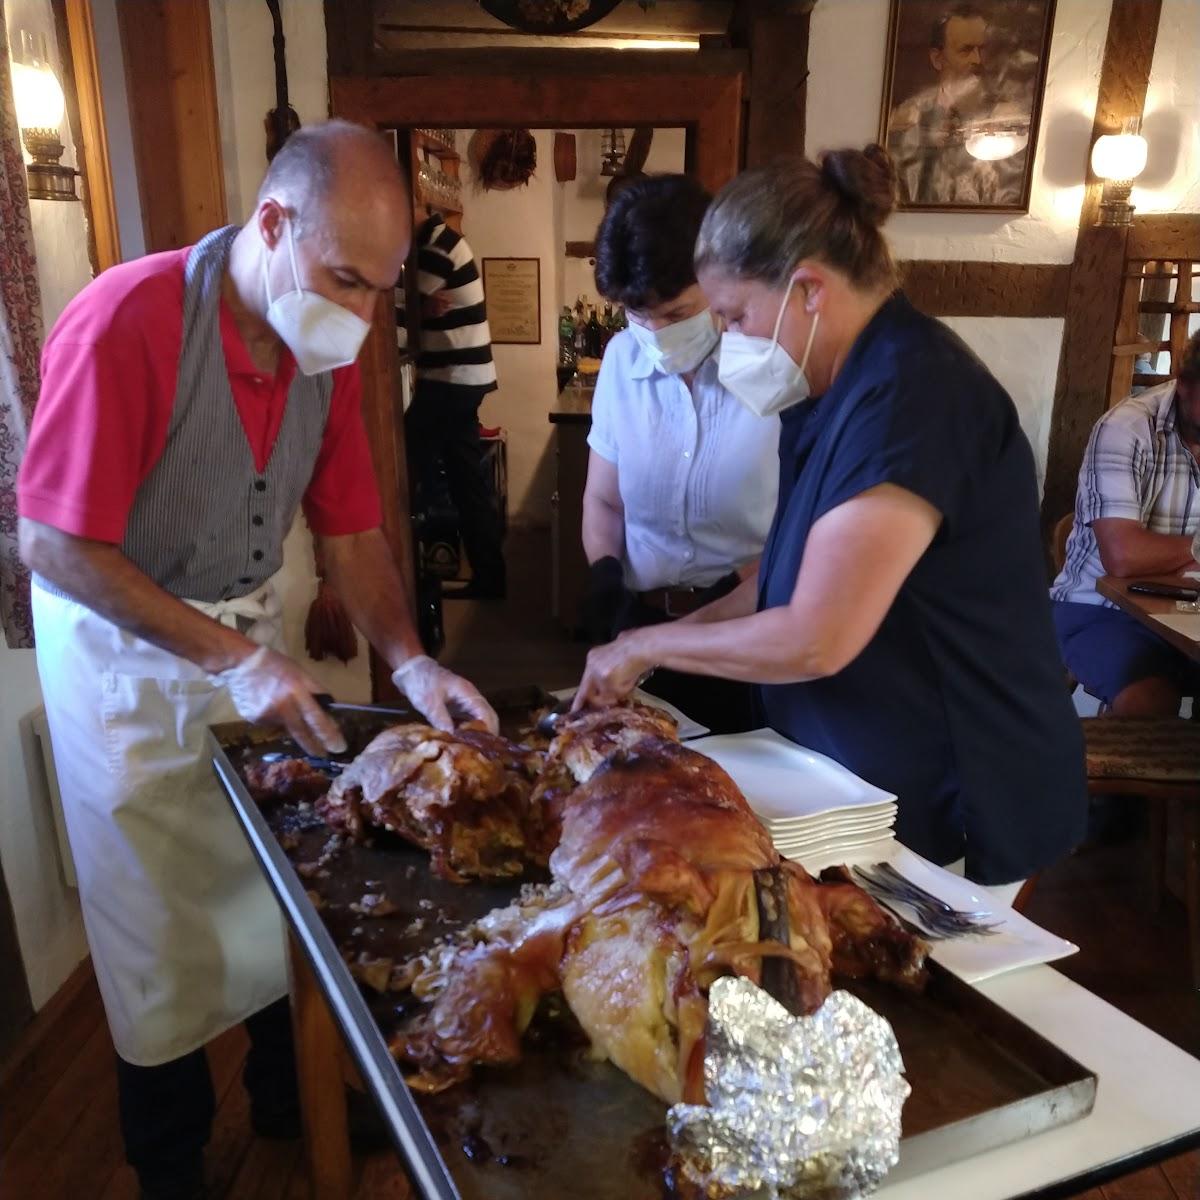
<box><xmin>1</xmin><ymin>828</ymin><xmax>1197</xmax><ymax>1199</ymax></box>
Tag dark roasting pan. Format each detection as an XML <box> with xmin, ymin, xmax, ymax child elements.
<box><xmin>209</xmin><ymin>692</ymin><xmax>1096</xmax><ymax>1200</ymax></box>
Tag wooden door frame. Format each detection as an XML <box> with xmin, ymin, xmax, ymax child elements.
<box><xmin>53</xmin><ymin>0</ymin><xmax>121</xmax><ymax>272</ymax></box>
<box><xmin>330</xmin><ymin>68</ymin><xmax>743</xmax><ymax>699</ymax></box>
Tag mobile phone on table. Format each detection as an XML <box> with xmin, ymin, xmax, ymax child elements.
<box><xmin>1128</xmin><ymin>581</ymin><xmax>1200</xmax><ymax>600</ymax></box>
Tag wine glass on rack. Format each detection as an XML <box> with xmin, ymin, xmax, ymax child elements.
<box><xmin>416</xmin><ymin>160</ymin><xmax>433</xmax><ymax>207</ymax></box>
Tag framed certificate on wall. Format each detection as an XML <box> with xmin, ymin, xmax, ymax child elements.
<box><xmin>482</xmin><ymin>257</ymin><xmax>541</xmax><ymax>345</ymax></box>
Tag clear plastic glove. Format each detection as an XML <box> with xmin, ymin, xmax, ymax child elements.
<box><xmin>391</xmin><ymin>655</ymin><xmax>498</xmax><ymax>733</ymax></box>
<box><xmin>214</xmin><ymin>646</ymin><xmax>347</xmax><ymax>757</ymax></box>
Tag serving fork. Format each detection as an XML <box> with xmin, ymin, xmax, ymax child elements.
<box><xmin>852</xmin><ymin>863</ymin><xmax>1004</xmax><ymax>939</ymax></box>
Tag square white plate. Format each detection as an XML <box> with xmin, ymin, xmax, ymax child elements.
<box><xmin>690</xmin><ymin>728</ymin><xmax>896</xmax><ymax>821</ymax></box>
<box><xmin>764</xmin><ymin>806</ymin><xmax>897</xmax><ymax>834</ymax></box>
<box><xmin>788</xmin><ymin>842</ymin><xmax>1078</xmax><ymax>984</ymax></box>
<box><xmin>772</xmin><ymin>825</ymin><xmax>897</xmax><ymax>854</ymax></box>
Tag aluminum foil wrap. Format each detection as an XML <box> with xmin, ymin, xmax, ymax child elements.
<box><xmin>667</xmin><ymin>978</ymin><xmax>909</xmax><ymax>1200</ymax></box>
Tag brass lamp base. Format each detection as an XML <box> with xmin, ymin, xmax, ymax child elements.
<box><xmin>21</xmin><ymin>125</ymin><xmax>79</xmax><ymax>202</ymax></box>
<box><xmin>1097</xmin><ymin>179</ymin><xmax>1135</xmax><ymax>228</ymax></box>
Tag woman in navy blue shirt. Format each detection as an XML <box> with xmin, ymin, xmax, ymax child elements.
<box><xmin>575</xmin><ymin>145</ymin><xmax>1086</xmax><ymax>887</ymax></box>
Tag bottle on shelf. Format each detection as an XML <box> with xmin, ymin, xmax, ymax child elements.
<box><xmin>599</xmin><ymin>303</ymin><xmax>614</xmax><ymax>353</ymax></box>
<box><xmin>586</xmin><ymin>306</ymin><xmax>603</xmax><ymax>358</ymax></box>
<box><xmin>558</xmin><ymin>306</ymin><xmax>577</xmax><ymax>367</ymax></box>
<box><xmin>573</xmin><ymin>306</ymin><xmax>589</xmax><ymax>359</ymax></box>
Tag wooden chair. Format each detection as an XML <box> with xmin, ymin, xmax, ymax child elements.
<box><xmin>1051</xmin><ymin>514</ymin><xmax>1200</xmax><ymax>987</ymax></box>
<box><xmin>1080</xmin><ymin>719</ymin><xmax>1200</xmax><ymax>988</ymax></box>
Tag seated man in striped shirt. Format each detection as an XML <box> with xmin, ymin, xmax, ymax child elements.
<box><xmin>401</xmin><ymin>204</ymin><xmax>506</xmax><ymax>600</ymax></box>
<box><xmin>1050</xmin><ymin>329</ymin><xmax>1200</xmax><ymax>716</ymax></box>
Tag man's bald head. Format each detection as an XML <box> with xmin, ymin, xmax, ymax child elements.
<box><xmin>252</xmin><ymin>120</ymin><xmax>413</xmax><ymax>327</ymax></box>
<box><xmin>257</xmin><ymin>119</ymin><xmax>408</xmax><ymax>233</ymax></box>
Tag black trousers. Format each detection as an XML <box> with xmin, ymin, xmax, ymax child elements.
<box><xmin>406</xmin><ymin>387</ymin><xmax>506</xmax><ymax>590</ymax></box>
<box><xmin>615</xmin><ymin>576</ymin><xmax>760</xmax><ymax>736</ymax></box>
<box><xmin>116</xmin><ymin>997</ymin><xmax>297</xmax><ymax>1186</ymax></box>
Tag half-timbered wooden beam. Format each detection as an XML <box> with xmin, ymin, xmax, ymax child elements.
<box><xmin>1040</xmin><ymin>0</ymin><xmax>1163</xmax><ymax>531</ymax></box>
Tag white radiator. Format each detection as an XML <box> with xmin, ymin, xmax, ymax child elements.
<box><xmin>20</xmin><ymin>708</ymin><xmax>77</xmax><ymax>890</ymax></box>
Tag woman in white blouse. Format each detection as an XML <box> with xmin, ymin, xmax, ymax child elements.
<box><xmin>582</xmin><ymin>174</ymin><xmax>779</xmax><ymax>733</ymax></box>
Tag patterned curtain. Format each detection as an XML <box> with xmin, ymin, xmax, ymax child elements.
<box><xmin>0</xmin><ymin>15</ymin><xmax>43</xmax><ymax>649</ymax></box>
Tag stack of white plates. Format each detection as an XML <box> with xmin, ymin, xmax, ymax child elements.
<box><xmin>687</xmin><ymin>729</ymin><xmax>897</xmax><ymax>870</ymax></box>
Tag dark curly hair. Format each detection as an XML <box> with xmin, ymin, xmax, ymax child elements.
<box><xmin>593</xmin><ymin>174</ymin><xmax>713</xmax><ymax>311</ymax></box>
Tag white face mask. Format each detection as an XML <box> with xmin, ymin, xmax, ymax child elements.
<box><xmin>626</xmin><ymin>307</ymin><xmax>719</xmax><ymax>375</ymax></box>
<box><xmin>263</xmin><ymin>219</ymin><xmax>371</xmax><ymax>376</ymax></box>
<box><xmin>718</xmin><ymin>274</ymin><xmax>820</xmax><ymax>418</ymax></box>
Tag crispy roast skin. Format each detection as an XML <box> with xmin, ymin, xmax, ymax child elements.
<box><xmin>387</xmin><ymin>707</ymin><xmax>929</xmax><ymax>1104</ymax></box>
<box><xmin>316</xmin><ymin>723</ymin><xmax>548</xmax><ymax>881</ymax></box>
<box><xmin>243</xmin><ymin>758</ymin><xmax>331</xmax><ymax>805</ymax></box>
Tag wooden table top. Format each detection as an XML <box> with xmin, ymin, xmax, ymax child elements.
<box><xmin>548</xmin><ymin>384</ymin><xmax>594</xmax><ymax>425</ymax></box>
<box><xmin>1096</xmin><ymin>573</ymin><xmax>1200</xmax><ymax>663</ymax></box>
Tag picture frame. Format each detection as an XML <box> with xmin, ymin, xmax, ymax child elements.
<box><xmin>878</xmin><ymin>0</ymin><xmax>1057</xmax><ymax>214</ymax></box>
<box><xmin>482</xmin><ymin>257</ymin><xmax>541</xmax><ymax>345</ymax></box>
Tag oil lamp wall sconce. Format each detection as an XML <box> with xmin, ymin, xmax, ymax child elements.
<box><xmin>1091</xmin><ymin>117</ymin><xmax>1148</xmax><ymax>228</ymax></box>
<box><xmin>10</xmin><ymin>29</ymin><xmax>77</xmax><ymax>202</ymax></box>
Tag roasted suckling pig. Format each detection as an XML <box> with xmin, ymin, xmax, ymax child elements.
<box><xmin>317</xmin><ymin>723</ymin><xmax>549</xmax><ymax>881</ymax></box>
<box><xmin>382</xmin><ymin>706</ymin><xmax>928</xmax><ymax>1104</ymax></box>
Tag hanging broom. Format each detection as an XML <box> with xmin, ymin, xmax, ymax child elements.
<box><xmin>304</xmin><ymin>535</ymin><xmax>358</xmax><ymax>663</ymax></box>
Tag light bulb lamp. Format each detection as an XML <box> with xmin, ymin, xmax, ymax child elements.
<box><xmin>10</xmin><ymin>30</ymin><xmax>77</xmax><ymax>201</ymax></box>
<box><xmin>1090</xmin><ymin>118</ymin><xmax>1147</xmax><ymax>228</ymax></box>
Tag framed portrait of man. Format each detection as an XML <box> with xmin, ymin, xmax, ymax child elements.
<box><xmin>879</xmin><ymin>0</ymin><xmax>1056</xmax><ymax>213</ymax></box>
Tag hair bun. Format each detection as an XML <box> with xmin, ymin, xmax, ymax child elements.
<box><xmin>820</xmin><ymin>144</ymin><xmax>898</xmax><ymax>227</ymax></box>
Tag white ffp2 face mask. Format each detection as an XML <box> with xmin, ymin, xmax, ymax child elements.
<box><xmin>626</xmin><ymin>307</ymin><xmax>720</xmax><ymax>375</ymax></box>
<box><xmin>263</xmin><ymin>219</ymin><xmax>371</xmax><ymax>376</ymax></box>
<box><xmin>718</xmin><ymin>274</ymin><xmax>820</xmax><ymax>418</ymax></box>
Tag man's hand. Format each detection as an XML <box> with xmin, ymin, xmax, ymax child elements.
<box><xmin>215</xmin><ymin>646</ymin><xmax>347</xmax><ymax>757</ymax></box>
<box><xmin>571</xmin><ymin>629</ymin><xmax>654</xmax><ymax>712</ymax></box>
<box><xmin>392</xmin><ymin>655</ymin><xmax>498</xmax><ymax>733</ymax></box>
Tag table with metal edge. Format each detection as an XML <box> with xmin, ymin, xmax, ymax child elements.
<box><xmin>211</xmin><ymin>712</ymin><xmax>1200</xmax><ymax>1200</ymax></box>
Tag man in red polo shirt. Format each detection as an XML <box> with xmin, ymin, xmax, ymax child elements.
<box><xmin>18</xmin><ymin>121</ymin><xmax>495</xmax><ymax>1199</ymax></box>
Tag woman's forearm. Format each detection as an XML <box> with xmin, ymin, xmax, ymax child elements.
<box><xmin>636</xmin><ymin>606</ymin><xmax>833</xmax><ymax>684</ymax></box>
<box><xmin>582</xmin><ymin>495</ymin><xmax>625</xmax><ymax>564</ymax></box>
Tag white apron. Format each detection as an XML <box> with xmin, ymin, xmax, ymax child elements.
<box><xmin>32</xmin><ymin>580</ymin><xmax>290</xmax><ymax>1066</ymax></box>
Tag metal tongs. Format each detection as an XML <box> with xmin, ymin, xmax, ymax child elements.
<box><xmin>535</xmin><ymin>695</ymin><xmax>573</xmax><ymax>738</ymax></box>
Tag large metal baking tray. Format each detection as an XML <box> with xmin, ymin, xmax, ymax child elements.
<box><xmin>209</xmin><ymin>695</ymin><xmax>1097</xmax><ymax>1200</ymax></box>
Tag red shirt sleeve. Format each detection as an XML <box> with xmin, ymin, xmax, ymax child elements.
<box><xmin>17</xmin><ymin>259</ymin><xmax>184</xmax><ymax>543</ymax></box>
<box><xmin>301</xmin><ymin>363</ymin><xmax>384</xmax><ymax>536</ymax></box>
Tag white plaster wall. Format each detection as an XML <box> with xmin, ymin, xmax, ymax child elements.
<box><xmin>3</xmin><ymin>0</ymin><xmax>92</xmax><ymax>1011</ymax></box>
<box><xmin>807</xmin><ymin>0</ymin><xmax>1112</xmax><ymax>264</ymax></box>
<box><xmin>1134</xmin><ymin>0</ymin><xmax>1200</xmax><ymax>215</ymax></box>
<box><xmin>458</xmin><ymin>130</ymin><xmax>562</xmax><ymax>526</ymax></box>
<box><xmin>558</xmin><ymin>126</ymin><xmax>688</xmax><ymax>310</ymax></box>
<box><xmin>208</xmin><ymin>0</ymin><xmax>372</xmax><ymax>698</ymax></box>
<box><xmin>208</xmin><ymin>0</ymin><xmax>331</xmax><ymax>223</ymax></box>
<box><xmin>939</xmin><ymin>316</ymin><xmax>1065</xmax><ymax>489</ymax></box>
